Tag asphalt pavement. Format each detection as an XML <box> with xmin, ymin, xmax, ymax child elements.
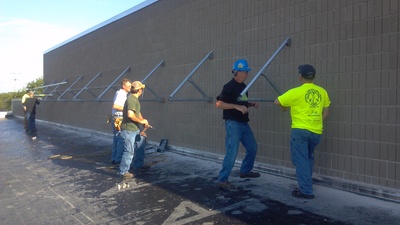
<box><xmin>1</xmin><ymin>115</ymin><xmax>399</xmax><ymax>225</ymax></box>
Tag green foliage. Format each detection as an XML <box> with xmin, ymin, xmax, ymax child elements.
<box><xmin>27</xmin><ymin>77</ymin><xmax>44</xmax><ymax>95</ymax></box>
<box><xmin>0</xmin><ymin>77</ymin><xmax>43</xmax><ymax>111</ymax></box>
<box><xmin>0</xmin><ymin>92</ymin><xmax>19</xmax><ymax>111</ymax></box>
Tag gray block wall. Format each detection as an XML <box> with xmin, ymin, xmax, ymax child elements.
<box><xmin>12</xmin><ymin>0</ymin><xmax>400</xmax><ymax>199</ymax></box>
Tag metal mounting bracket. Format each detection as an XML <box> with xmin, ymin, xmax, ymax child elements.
<box><xmin>238</xmin><ymin>37</ymin><xmax>291</xmax><ymax>102</ymax></box>
<box><xmin>169</xmin><ymin>51</ymin><xmax>213</xmax><ymax>103</ymax></box>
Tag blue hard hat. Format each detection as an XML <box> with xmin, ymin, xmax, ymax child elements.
<box><xmin>232</xmin><ymin>59</ymin><xmax>251</xmax><ymax>72</ymax></box>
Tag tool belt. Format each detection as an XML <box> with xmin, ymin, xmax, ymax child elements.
<box><xmin>113</xmin><ymin>117</ymin><xmax>122</xmax><ymax>131</ymax></box>
<box><xmin>107</xmin><ymin>113</ymin><xmax>123</xmax><ymax>131</ymax></box>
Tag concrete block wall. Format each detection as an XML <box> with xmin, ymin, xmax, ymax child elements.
<box><xmin>13</xmin><ymin>0</ymin><xmax>399</xmax><ymax>198</ymax></box>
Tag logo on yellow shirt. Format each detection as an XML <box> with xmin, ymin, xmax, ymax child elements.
<box><xmin>305</xmin><ymin>89</ymin><xmax>321</xmax><ymax>108</ymax></box>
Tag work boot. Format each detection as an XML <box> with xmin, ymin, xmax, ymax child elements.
<box><xmin>218</xmin><ymin>181</ymin><xmax>235</xmax><ymax>190</ymax></box>
<box><xmin>291</xmin><ymin>189</ymin><xmax>314</xmax><ymax>199</ymax></box>
<box><xmin>121</xmin><ymin>172</ymin><xmax>134</xmax><ymax>179</ymax></box>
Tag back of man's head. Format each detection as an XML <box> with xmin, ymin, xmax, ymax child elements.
<box><xmin>298</xmin><ymin>64</ymin><xmax>316</xmax><ymax>80</ymax></box>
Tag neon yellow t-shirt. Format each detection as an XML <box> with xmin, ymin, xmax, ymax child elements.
<box><xmin>278</xmin><ymin>83</ymin><xmax>330</xmax><ymax>134</ymax></box>
<box><xmin>21</xmin><ymin>94</ymin><xmax>30</xmax><ymax>103</ymax></box>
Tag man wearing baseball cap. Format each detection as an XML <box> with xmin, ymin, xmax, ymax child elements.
<box><xmin>215</xmin><ymin>59</ymin><xmax>260</xmax><ymax>190</ymax></box>
<box><xmin>118</xmin><ymin>81</ymin><xmax>150</xmax><ymax>179</ymax></box>
<box><xmin>274</xmin><ymin>64</ymin><xmax>331</xmax><ymax>199</ymax></box>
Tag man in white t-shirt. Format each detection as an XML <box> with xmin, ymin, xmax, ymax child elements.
<box><xmin>111</xmin><ymin>78</ymin><xmax>132</xmax><ymax>164</ymax></box>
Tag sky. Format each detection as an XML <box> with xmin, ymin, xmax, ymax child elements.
<box><xmin>0</xmin><ymin>0</ymin><xmax>147</xmax><ymax>93</ymax></box>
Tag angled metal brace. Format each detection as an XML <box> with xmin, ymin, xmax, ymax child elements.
<box><xmin>140</xmin><ymin>60</ymin><xmax>165</xmax><ymax>103</ymax></box>
<box><xmin>97</xmin><ymin>67</ymin><xmax>130</xmax><ymax>101</ymax></box>
<box><xmin>41</xmin><ymin>79</ymin><xmax>68</xmax><ymax>101</ymax></box>
<box><xmin>57</xmin><ymin>76</ymin><xmax>83</xmax><ymax>101</ymax></box>
<box><xmin>36</xmin><ymin>80</ymin><xmax>55</xmax><ymax>101</ymax></box>
<box><xmin>35</xmin><ymin>81</ymin><xmax>68</xmax><ymax>90</ymax></box>
<box><xmin>35</xmin><ymin>80</ymin><xmax>67</xmax><ymax>100</ymax></box>
<box><xmin>248</xmin><ymin>73</ymin><xmax>283</xmax><ymax>102</ymax></box>
<box><xmin>73</xmin><ymin>72</ymin><xmax>102</xmax><ymax>101</ymax></box>
<box><xmin>238</xmin><ymin>37</ymin><xmax>291</xmax><ymax>102</ymax></box>
<box><xmin>169</xmin><ymin>51</ymin><xmax>213</xmax><ymax>102</ymax></box>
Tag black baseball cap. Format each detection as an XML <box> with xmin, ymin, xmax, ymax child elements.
<box><xmin>298</xmin><ymin>64</ymin><xmax>316</xmax><ymax>79</ymax></box>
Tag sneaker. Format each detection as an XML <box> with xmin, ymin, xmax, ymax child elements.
<box><xmin>218</xmin><ymin>181</ymin><xmax>235</xmax><ymax>190</ymax></box>
<box><xmin>239</xmin><ymin>171</ymin><xmax>260</xmax><ymax>178</ymax></box>
<box><xmin>291</xmin><ymin>189</ymin><xmax>314</xmax><ymax>199</ymax></box>
<box><xmin>121</xmin><ymin>172</ymin><xmax>134</xmax><ymax>179</ymax></box>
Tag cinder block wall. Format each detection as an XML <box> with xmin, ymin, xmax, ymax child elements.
<box><xmin>13</xmin><ymin>0</ymin><xmax>400</xmax><ymax>197</ymax></box>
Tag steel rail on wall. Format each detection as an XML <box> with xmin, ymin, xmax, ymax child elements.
<box><xmin>57</xmin><ymin>75</ymin><xmax>84</xmax><ymax>101</ymax></box>
<box><xmin>140</xmin><ymin>60</ymin><xmax>165</xmax><ymax>103</ymax></box>
<box><xmin>38</xmin><ymin>69</ymin><xmax>125</xmax><ymax>102</ymax></box>
<box><xmin>168</xmin><ymin>51</ymin><xmax>214</xmax><ymax>103</ymax></box>
<box><xmin>238</xmin><ymin>37</ymin><xmax>291</xmax><ymax>102</ymax></box>
<box><xmin>35</xmin><ymin>79</ymin><xmax>68</xmax><ymax>101</ymax></box>
<box><xmin>31</xmin><ymin>80</ymin><xmax>67</xmax><ymax>98</ymax></box>
<box><xmin>37</xmin><ymin>37</ymin><xmax>290</xmax><ymax>103</ymax></box>
<box><xmin>96</xmin><ymin>67</ymin><xmax>131</xmax><ymax>101</ymax></box>
<box><xmin>37</xmin><ymin>61</ymin><xmax>165</xmax><ymax>102</ymax></box>
<box><xmin>73</xmin><ymin>72</ymin><xmax>103</xmax><ymax>101</ymax></box>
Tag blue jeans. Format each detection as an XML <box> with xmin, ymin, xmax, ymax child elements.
<box><xmin>290</xmin><ymin>128</ymin><xmax>321</xmax><ymax>195</ymax></box>
<box><xmin>218</xmin><ymin>120</ymin><xmax>258</xmax><ymax>182</ymax></box>
<box><xmin>26</xmin><ymin>112</ymin><xmax>36</xmax><ymax>132</ymax></box>
<box><xmin>131</xmin><ymin>135</ymin><xmax>146</xmax><ymax>169</ymax></box>
<box><xmin>111</xmin><ymin>121</ymin><xmax>124</xmax><ymax>163</ymax></box>
<box><xmin>119</xmin><ymin>130</ymin><xmax>139</xmax><ymax>175</ymax></box>
<box><xmin>23</xmin><ymin>109</ymin><xmax>28</xmax><ymax>130</ymax></box>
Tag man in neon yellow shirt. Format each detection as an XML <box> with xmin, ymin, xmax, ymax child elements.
<box><xmin>21</xmin><ymin>90</ymin><xmax>31</xmax><ymax>131</ymax></box>
<box><xmin>274</xmin><ymin>64</ymin><xmax>330</xmax><ymax>199</ymax></box>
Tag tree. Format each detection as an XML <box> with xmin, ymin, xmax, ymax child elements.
<box><xmin>27</xmin><ymin>77</ymin><xmax>44</xmax><ymax>94</ymax></box>
<box><xmin>0</xmin><ymin>92</ymin><xmax>17</xmax><ymax>111</ymax></box>
<box><xmin>0</xmin><ymin>77</ymin><xmax>43</xmax><ymax>111</ymax></box>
